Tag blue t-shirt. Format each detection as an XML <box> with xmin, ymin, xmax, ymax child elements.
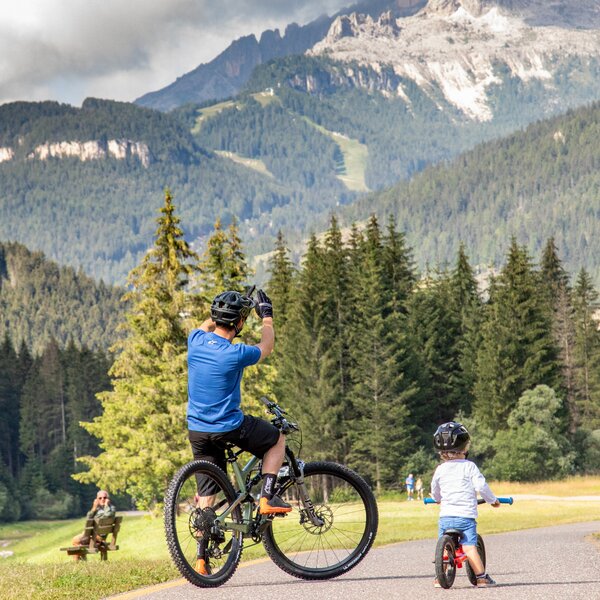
<box><xmin>187</xmin><ymin>329</ymin><xmax>261</xmax><ymax>432</ymax></box>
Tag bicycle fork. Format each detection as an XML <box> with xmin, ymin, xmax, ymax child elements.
<box><xmin>285</xmin><ymin>449</ymin><xmax>324</xmax><ymax>528</ymax></box>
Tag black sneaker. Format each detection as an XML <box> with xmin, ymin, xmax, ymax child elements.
<box><xmin>259</xmin><ymin>495</ymin><xmax>292</xmax><ymax>514</ymax></box>
<box><xmin>476</xmin><ymin>574</ymin><xmax>497</xmax><ymax>586</ymax></box>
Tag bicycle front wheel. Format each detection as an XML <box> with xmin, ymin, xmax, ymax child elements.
<box><xmin>262</xmin><ymin>461</ymin><xmax>378</xmax><ymax>579</ymax></box>
<box><xmin>164</xmin><ymin>460</ymin><xmax>243</xmax><ymax>588</ymax></box>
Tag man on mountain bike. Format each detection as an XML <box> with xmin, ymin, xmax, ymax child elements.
<box><xmin>187</xmin><ymin>288</ymin><xmax>292</xmax><ymax>519</ymax></box>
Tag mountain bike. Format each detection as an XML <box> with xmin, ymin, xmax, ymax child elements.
<box><xmin>424</xmin><ymin>496</ymin><xmax>513</xmax><ymax>588</ymax></box>
<box><xmin>164</xmin><ymin>398</ymin><xmax>379</xmax><ymax>588</ymax></box>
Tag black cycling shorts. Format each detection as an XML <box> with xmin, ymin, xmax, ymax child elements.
<box><xmin>188</xmin><ymin>415</ymin><xmax>280</xmax><ymax>495</ymax></box>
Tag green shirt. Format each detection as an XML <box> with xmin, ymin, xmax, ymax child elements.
<box><xmin>86</xmin><ymin>503</ymin><xmax>116</xmax><ymax>520</ymax></box>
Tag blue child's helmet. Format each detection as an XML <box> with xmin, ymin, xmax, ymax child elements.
<box><xmin>433</xmin><ymin>422</ymin><xmax>470</xmax><ymax>452</ymax></box>
<box><xmin>210</xmin><ymin>291</ymin><xmax>255</xmax><ymax>327</ymax></box>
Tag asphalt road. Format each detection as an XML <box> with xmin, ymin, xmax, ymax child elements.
<box><xmin>109</xmin><ymin>520</ymin><xmax>600</xmax><ymax>600</ymax></box>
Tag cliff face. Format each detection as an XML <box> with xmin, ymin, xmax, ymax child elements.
<box><xmin>307</xmin><ymin>1</ymin><xmax>600</xmax><ymax>121</ymax></box>
<box><xmin>0</xmin><ymin>139</ymin><xmax>151</xmax><ymax>166</ymax></box>
<box><xmin>135</xmin><ymin>16</ymin><xmax>333</xmax><ymax>111</ymax></box>
<box><xmin>134</xmin><ymin>0</ymin><xmax>432</xmax><ymax>111</ymax></box>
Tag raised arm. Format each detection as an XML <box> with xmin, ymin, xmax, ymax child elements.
<box><xmin>256</xmin><ymin>317</ymin><xmax>274</xmax><ymax>361</ymax></box>
<box><xmin>255</xmin><ymin>290</ymin><xmax>275</xmax><ymax>362</ymax></box>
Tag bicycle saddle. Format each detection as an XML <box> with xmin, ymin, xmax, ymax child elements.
<box><xmin>442</xmin><ymin>528</ymin><xmax>463</xmax><ymax>538</ymax></box>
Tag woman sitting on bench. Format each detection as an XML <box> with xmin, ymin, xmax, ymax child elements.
<box><xmin>71</xmin><ymin>490</ymin><xmax>116</xmax><ymax>561</ymax></box>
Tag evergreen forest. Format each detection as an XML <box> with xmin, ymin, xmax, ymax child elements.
<box><xmin>59</xmin><ymin>192</ymin><xmax>600</xmax><ymax>515</ymax></box>
<box><xmin>0</xmin><ymin>241</ymin><xmax>125</xmax><ymax>354</ymax></box>
<box><xmin>0</xmin><ymin>242</ymin><xmax>125</xmax><ymax>520</ymax></box>
<box><xmin>0</xmin><ymin>337</ymin><xmax>112</xmax><ymax>521</ymax></box>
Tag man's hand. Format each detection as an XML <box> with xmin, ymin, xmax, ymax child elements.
<box><xmin>255</xmin><ymin>289</ymin><xmax>273</xmax><ymax>319</ymax></box>
<box><xmin>491</xmin><ymin>500</ymin><xmax>500</xmax><ymax>507</ymax></box>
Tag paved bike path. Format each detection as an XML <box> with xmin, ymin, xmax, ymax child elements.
<box><xmin>108</xmin><ymin>520</ymin><xmax>600</xmax><ymax>600</ymax></box>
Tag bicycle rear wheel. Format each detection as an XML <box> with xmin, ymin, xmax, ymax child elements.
<box><xmin>465</xmin><ymin>534</ymin><xmax>486</xmax><ymax>585</ymax></box>
<box><xmin>435</xmin><ymin>534</ymin><xmax>457</xmax><ymax>589</ymax></box>
<box><xmin>262</xmin><ymin>461</ymin><xmax>378</xmax><ymax>580</ymax></box>
<box><xmin>164</xmin><ymin>460</ymin><xmax>243</xmax><ymax>588</ymax></box>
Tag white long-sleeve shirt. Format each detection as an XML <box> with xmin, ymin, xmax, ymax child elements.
<box><xmin>430</xmin><ymin>459</ymin><xmax>497</xmax><ymax>519</ymax></box>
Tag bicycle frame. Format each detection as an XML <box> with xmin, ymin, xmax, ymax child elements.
<box><xmin>215</xmin><ymin>444</ymin><xmax>322</xmax><ymax>536</ymax></box>
<box><xmin>214</xmin><ymin>451</ymin><xmax>261</xmax><ymax>536</ymax></box>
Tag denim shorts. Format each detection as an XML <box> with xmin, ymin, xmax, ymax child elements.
<box><xmin>438</xmin><ymin>516</ymin><xmax>478</xmax><ymax>546</ymax></box>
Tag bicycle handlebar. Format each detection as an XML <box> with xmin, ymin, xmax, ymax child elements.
<box><xmin>260</xmin><ymin>397</ymin><xmax>298</xmax><ymax>434</ymax></box>
<box><xmin>424</xmin><ymin>497</ymin><xmax>513</xmax><ymax>505</ymax></box>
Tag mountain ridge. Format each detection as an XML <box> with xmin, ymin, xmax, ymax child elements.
<box><xmin>134</xmin><ymin>1</ymin><xmax>425</xmax><ymax>111</ymax></box>
<box><xmin>308</xmin><ymin>0</ymin><xmax>600</xmax><ymax>121</ymax></box>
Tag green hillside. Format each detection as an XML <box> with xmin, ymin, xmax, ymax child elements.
<box><xmin>0</xmin><ymin>241</ymin><xmax>124</xmax><ymax>354</ymax></box>
<box><xmin>3</xmin><ymin>50</ymin><xmax>600</xmax><ymax>285</ymax></box>
<box><xmin>0</xmin><ymin>99</ymin><xmax>295</xmax><ymax>283</ymax></box>
<box><xmin>341</xmin><ymin>101</ymin><xmax>600</xmax><ymax>284</ymax></box>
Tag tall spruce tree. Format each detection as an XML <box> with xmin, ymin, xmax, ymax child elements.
<box><xmin>449</xmin><ymin>244</ymin><xmax>483</xmax><ymax>416</ymax></box>
<box><xmin>572</xmin><ymin>268</ymin><xmax>600</xmax><ymax>429</ymax></box>
<box><xmin>381</xmin><ymin>215</ymin><xmax>416</xmax><ymax>315</ymax></box>
<box><xmin>320</xmin><ymin>216</ymin><xmax>351</xmax><ymax>422</ymax></box>
<box><xmin>275</xmin><ymin>234</ymin><xmax>344</xmax><ymax>461</ymax></box>
<box><xmin>406</xmin><ymin>271</ymin><xmax>462</xmax><ymax>428</ymax></box>
<box><xmin>346</xmin><ymin>216</ymin><xmax>415</xmax><ymax>492</ymax></box>
<box><xmin>266</xmin><ymin>231</ymin><xmax>295</xmax><ymax>329</ymax></box>
<box><xmin>198</xmin><ymin>217</ymin><xmax>251</xmax><ymax>299</ymax></box>
<box><xmin>473</xmin><ymin>239</ymin><xmax>561</xmax><ymax>430</ymax></box>
<box><xmin>540</xmin><ymin>238</ymin><xmax>577</xmax><ymax>430</ymax></box>
<box><xmin>0</xmin><ymin>335</ymin><xmax>19</xmax><ymax>477</ymax></box>
<box><xmin>75</xmin><ymin>190</ymin><xmax>200</xmax><ymax>509</ymax></box>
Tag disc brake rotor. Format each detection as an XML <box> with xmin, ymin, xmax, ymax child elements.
<box><xmin>302</xmin><ymin>504</ymin><xmax>333</xmax><ymax>533</ymax></box>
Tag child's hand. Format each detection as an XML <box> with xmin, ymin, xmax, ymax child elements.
<box><xmin>491</xmin><ymin>500</ymin><xmax>500</xmax><ymax>507</ymax></box>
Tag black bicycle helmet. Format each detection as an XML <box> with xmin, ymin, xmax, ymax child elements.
<box><xmin>210</xmin><ymin>290</ymin><xmax>255</xmax><ymax>327</ymax></box>
<box><xmin>433</xmin><ymin>422</ymin><xmax>470</xmax><ymax>452</ymax></box>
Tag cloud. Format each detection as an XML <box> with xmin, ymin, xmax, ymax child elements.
<box><xmin>0</xmin><ymin>0</ymin><xmax>349</xmax><ymax>106</ymax></box>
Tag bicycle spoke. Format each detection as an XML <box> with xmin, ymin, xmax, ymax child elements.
<box><xmin>265</xmin><ymin>464</ymin><xmax>375</xmax><ymax>574</ymax></box>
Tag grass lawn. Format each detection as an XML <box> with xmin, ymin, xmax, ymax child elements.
<box><xmin>1</xmin><ymin>477</ymin><xmax>598</xmax><ymax>599</ymax></box>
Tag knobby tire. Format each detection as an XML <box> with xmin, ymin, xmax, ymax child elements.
<box><xmin>164</xmin><ymin>460</ymin><xmax>243</xmax><ymax>588</ymax></box>
<box><xmin>262</xmin><ymin>461</ymin><xmax>378</xmax><ymax>580</ymax></box>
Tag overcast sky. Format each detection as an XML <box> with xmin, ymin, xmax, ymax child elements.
<box><xmin>0</xmin><ymin>0</ymin><xmax>349</xmax><ymax>107</ymax></box>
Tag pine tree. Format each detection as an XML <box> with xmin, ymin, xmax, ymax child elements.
<box><xmin>539</xmin><ymin>238</ymin><xmax>577</xmax><ymax>430</ymax></box>
<box><xmin>381</xmin><ymin>215</ymin><xmax>416</xmax><ymax>315</ymax></box>
<box><xmin>449</xmin><ymin>244</ymin><xmax>483</xmax><ymax>416</ymax></box>
<box><xmin>275</xmin><ymin>235</ymin><xmax>344</xmax><ymax>460</ymax></box>
<box><xmin>75</xmin><ymin>190</ymin><xmax>200</xmax><ymax>509</ymax></box>
<box><xmin>474</xmin><ymin>239</ymin><xmax>561</xmax><ymax>430</ymax></box>
<box><xmin>198</xmin><ymin>217</ymin><xmax>251</xmax><ymax>299</ymax></box>
<box><xmin>406</xmin><ymin>271</ymin><xmax>460</xmax><ymax>427</ymax></box>
<box><xmin>267</xmin><ymin>230</ymin><xmax>295</xmax><ymax>329</ymax></box>
<box><xmin>572</xmin><ymin>268</ymin><xmax>600</xmax><ymax>429</ymax></box>
<box><xmin>346</xmin><ymin>217</ymin><xmax>415</xmax><ymax>491</ymax></box>
<box><xmin>0</xmin><ymin>335</ymin><xmax>20</xmax><ymax>478</ymax></box>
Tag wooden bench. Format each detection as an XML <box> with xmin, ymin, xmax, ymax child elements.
<box><xmin>60</xmin><ymin>515</ymin><xmax>122</xmax><ymax>560</ymax></box>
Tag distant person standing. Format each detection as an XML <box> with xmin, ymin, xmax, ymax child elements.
<box><xmin>405</xmin><ymin>473</ymin><xmax>415</xmax><ymax>501</ymax></box>
<box><xmin>415</xmin><ymin>476</ymin><xmax>424</xmax><ymax>501</ymax></box>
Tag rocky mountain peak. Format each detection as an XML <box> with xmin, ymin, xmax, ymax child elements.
<box><xmin>423</xmin><ymin>0</ymin><xmax>491</xmax><ymax>17</ymax></box>
<box><xmin>310</xmin><ymin>0</ymin><xmax>600</xmax><ymax>122</ymax></box>
<box><xmin>325</xmin><ymin>11</ymin><xmax>402</xmax><ymax>43</ymax></box>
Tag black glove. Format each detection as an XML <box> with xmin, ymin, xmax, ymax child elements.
<box><xmin>255</xmin><ymin>289</ymin><xmax>273</xmax><ymax>319</ymax></box>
